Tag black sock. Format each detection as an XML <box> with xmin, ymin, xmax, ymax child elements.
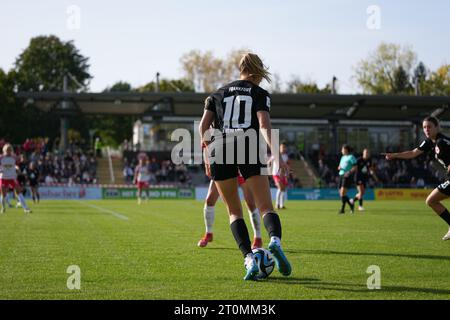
<box><xmin>359</xmin><ymin>198</ymin><xmax>363</xmax><ymax>207</ymax></box>
<box><xmin>263</xmin><ymin>212</ymin><xmax>282</xmax><ymax>239</ymax></box>
<box><xmin>439</xmin><ymin>209</ymin><xmax>450</xmax><ymax>226</ymax></box>
<box><xmin>230</xmin><ymin>219</ymin><xmax>252</xmax><ymax>257</ymax></box>
<box><xmin>341</xmin><ymin>196</ymin><xmax>347</xmax><ymax>211</ymax></box>
<box><xmin>346</xmin><ymin>196</ymin><xmax>353</xmax><ymax>207</ymax></box>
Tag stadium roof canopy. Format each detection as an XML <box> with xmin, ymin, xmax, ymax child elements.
<box><xmin>16</xmin><ymin>91</ymin><xmax>450</xmax><ymax>121</ymax></box>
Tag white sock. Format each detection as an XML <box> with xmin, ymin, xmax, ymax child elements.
<box><xmin>245</xmin><ymin>252</ymin><xmax>255</xmax><ymax>265</ymax></box>
<box><xmin>0</xmin><ymin>195</ymin><xmax>4</xmax><ymax>209</ymax></box>
<box><xmin>204</xmin><ymin>205</ymin><xmax>215</xmax><ymax>234</ymax></box>
<box><xmin>17</xmin><ymin>194</ymin><xmax>29</xmax><ymax>210</ymax></box>
<box><xmin>280</xmin><ymin>191</ymin><xmax>285</xmax><ymax>207</ymax></box>
<box><xmin>270</xmin><ymin>236</ymin><xmax>281</xmax><ymax>246</ymax></box>
<box><xmin>276</xmin><ymin>189</ymin><xmax>281</xmax><ymax>207</ymax></box>
<box><xmin>248</xmin><ymin>208</ymin><xmax>261</xmax><ymax>238</ymax></box>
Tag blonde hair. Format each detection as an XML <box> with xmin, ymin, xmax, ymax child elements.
<box><xmin>2</xmin><ymin>143</ymin><xmax>12</xmax><ymax>154</ymax></box>
<box><xmin>239</xmin><ymin>53</ymin><xmax>272</xmax><ymax>83</ymax></box>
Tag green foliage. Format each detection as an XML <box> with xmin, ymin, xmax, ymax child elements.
<box><xmin>287</xmin><ymin>77</ymin><xmax>332</xmax><ymax>94</ymax></box>
<box><xmin>14</xmin><ymin>35</ymin><xmax>91</xmax><ymax>92</ymax></box>
<box><xmin>422</xmin><ymin>64</ymin><xmax>450</xmax><ymax>96</ymax></box>
<box><xmin>393</xmin><ymin>66</ymin><xmax>413</xmax><ymax>94</ymax></box>
<box><xmin>137</xmin><ymin>78</ymin><xmax>195</xmax><ymax>92</ymax></box>
<box><xmin>104</xmin><ymin>81</ymin><xmax>133</xmax><ymax>92</ymax></box>
<box><xmin>354</xmin><ymin>42</ymin><xmax>417</xmax><ymax>94</ymax></box>
<box><xmin>0</xmin><ymin>35</ymin><xmax>92</xmax><ymax>145</ymax></box>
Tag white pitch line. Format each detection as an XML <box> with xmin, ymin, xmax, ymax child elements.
<box><xmin>79</xmin><ymin>202</ymin><xmax>129</xmax><ymax>221</ymax></box>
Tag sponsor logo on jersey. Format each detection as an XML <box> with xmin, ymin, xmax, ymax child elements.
<box><xmin>228</xmin><ymin>87</ymin><xmax>251</xmax><ymax>93</ymax></box>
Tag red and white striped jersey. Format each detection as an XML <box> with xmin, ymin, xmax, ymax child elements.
<box><xmin>0</xmin><ymin>155</ymin><xmax>17</xmax><ymax>180</ymax></box>
<box><xmin>135</xmin><ymin>165</ymin><xmax>150</xmax><ymax>182</ymax></box>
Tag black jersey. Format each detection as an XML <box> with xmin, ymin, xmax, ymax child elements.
<box><xmin>17</xmin><ymin>162</ymin><xmax>27</xmax><ymax>184</ymax></box>
<box><xmin>356</xmin><ymin>157</ymin><xmax>372</xmax><ymax>177</ymax></box>
<box><xmin>204</xmin><ymin>80</ymin><xmax>271</xmax><ymax>134</ymax></box>
<box><xmin>418</xmin><ymin>132</ymin><xmax>450</xmax><ymax>170</ymax></box>
<box><xmin>27</xmin><ymin>168</ymin><xmax>40</xmax><ymax>185</ymax></box>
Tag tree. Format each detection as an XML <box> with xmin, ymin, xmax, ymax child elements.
<box><xmin>137</xmin><ymin>78</ymin><xmax>194</xmax><ymax>92</ymax></box>
<box><xmin>413</xmin><ymin>61</ymin><xmax>428</xmax><ymax>95</ymax></box>
<box><xmin>180</xmin><ymin>50</ymin><xmax>224</xmax><ymax>92</ymax></box>
<box><xmin>105</xmin><ymin>81</ymin><xmax>133</xmax><ymax>92</ymax></box>
<box><xmin>287</xmin><ymin>77</ymin><xmax>332</xmax><ymax>94</ymax></box>
<box><xmin>180</xmin><ymin>48</ymin><xmax>251</xmax><ymax>92</ymax></box>
<box><xmin>393</xmin><ymin>66</ymin><xmax>413</xmax><ymax>94</ymax></box>
<box><xmin>353</xmin><ymin>42</ymin><xmax>417</xmax><ymax>94</ymax></box>
<box><xmin>5</xmin><ymin>35</ymin><xmax>93</xmax><ymax>147</ymax></box>
<box><xmin>422</xmin><ymin>64</ymin><xmax>450</xmax><ymax>96</ymax></box>
<box><xmin>14</xmin><ymin>35</ymin><xmax>91</xmax><ymax>92</ymax></box>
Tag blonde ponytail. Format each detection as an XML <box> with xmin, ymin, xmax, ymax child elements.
<box><xmin>239</xmin><ymin>53</ymin><xmax>272</xmax><ymax>83</ymax></box>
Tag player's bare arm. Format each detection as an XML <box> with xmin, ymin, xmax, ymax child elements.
<box><xmin>382</xmin><ymin>148</ymin><xmax>423</xmax><ymax>160</ymax></box>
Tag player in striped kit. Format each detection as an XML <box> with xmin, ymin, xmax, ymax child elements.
<box><xmin>0</xmin><ymin>144</ymin><xmax>31</xmax><ymax>214</ymax></box>
<box><xmin>269</xmin><ymin>143</ymin><xmax>290</xmax><ymax>209</ymax></box>
<box><xmin>198</xmin><ymin>172</ymin><xmax>263</xmax><ymax>249</ymax></box>
<box><xmin>134</xmin><ymin>156</ymin><xmax>151</xmax><ymax>205</ymax></box>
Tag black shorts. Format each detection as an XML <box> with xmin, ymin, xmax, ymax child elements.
<box><xmin>355</xmin><ymin>174</ymin><xmax>368</xmax><ymax>187</ymax></box>
<box><xmin>338</xmin><ymin>175</ymin><xmax>353</xmax><ymax>189</ymax></box>
<box><xmin>437</xmin><ymin>180</ymin><xmax>450</xmax><ymax>196</ymax></box>
<box><xmin>29</xmin><ymin>181</ymin><xmax>39</xmax><ymax>187</ymax></box>
<box><xmin>210</xmin><ymin>163</ymin><xmax>264</xmax><ymax>181</ymax></box>
<box><xmin>208</xmin><ymin>136</ymin><xmax>265</xmax><ymax>181</ymax></box>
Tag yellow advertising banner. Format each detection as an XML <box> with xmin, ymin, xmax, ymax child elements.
<box><xmin>375</xmin><ymin>188</ymin><xmax>431</xmax><ymax>200</ymax></box>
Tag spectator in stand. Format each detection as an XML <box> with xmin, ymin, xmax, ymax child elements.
<box><xmin>45</xmin><ymin>174</ymin><xmax>55</xmax><ymax>184</ymax></box>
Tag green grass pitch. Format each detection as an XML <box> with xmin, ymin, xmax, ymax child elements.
<box><xmin>0</xmin><ymin>199</ymin><xmax>450</xmax><ymax>300</ymax></box>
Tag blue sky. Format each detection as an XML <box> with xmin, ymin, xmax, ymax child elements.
<box><xmin>1</xmin><ymin>0</ymin><xmax>448</xmax><ymax>93</ymax></box>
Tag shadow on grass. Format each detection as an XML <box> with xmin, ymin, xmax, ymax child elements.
<box><xmin>265</xmin><ymin>276</ymin><xmax>321</xmax><ymax>285</ymax></box>
<box><xmin>285</xmin><ymin>249</ymin><xmax>450</xmax><ymax>262</ymax></box>
<box><xmin>202</xmin><ymin>247</ymin><xmax>237</xmax><ymax>251</ymax></box>
<box><xmin>265</xmin><ymin>276</ymin><xmax>450</xmax><ymax>295</ymax></box>
<box><xmin>302</xmin><ymin>281</ymin><xmax>450</xmax><ymax>295</ymax></box>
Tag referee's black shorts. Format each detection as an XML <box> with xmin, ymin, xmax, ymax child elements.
<box><xmin>338</xmin><ymin>175</ymin><xmax>353</xmax><ymax>189</ymax></box>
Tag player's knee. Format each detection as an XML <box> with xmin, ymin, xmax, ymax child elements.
<box><xmin>425</xmin><ymin>196</ymin><xmax>436</xmax><ymax>207</ymax></box>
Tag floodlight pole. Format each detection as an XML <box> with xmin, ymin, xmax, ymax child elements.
<box><xmin>156</xmin><ymin>72</ymin><xmax>160</xmax><ymax>93</ymax></box>
<box><xmin>59</xmin><ymin>74</ymin><xmax>69</xmax><ymax>153</ymax></box>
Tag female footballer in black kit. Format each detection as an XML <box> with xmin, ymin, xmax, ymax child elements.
<box><xmin>383</xmin><ymin>116</ymin><xmax>450</xmax><ymax>240</ymax></box>
<box><xmin>198</xmin><ymin>53</ymin><xmax>292</xmax><ymax>280</ymax></box>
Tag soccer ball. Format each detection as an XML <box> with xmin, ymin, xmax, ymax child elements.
<box><xmin>252</xmin><ymin>248</ymin><xmax>275</xmax><ymax>279</ymax></box>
